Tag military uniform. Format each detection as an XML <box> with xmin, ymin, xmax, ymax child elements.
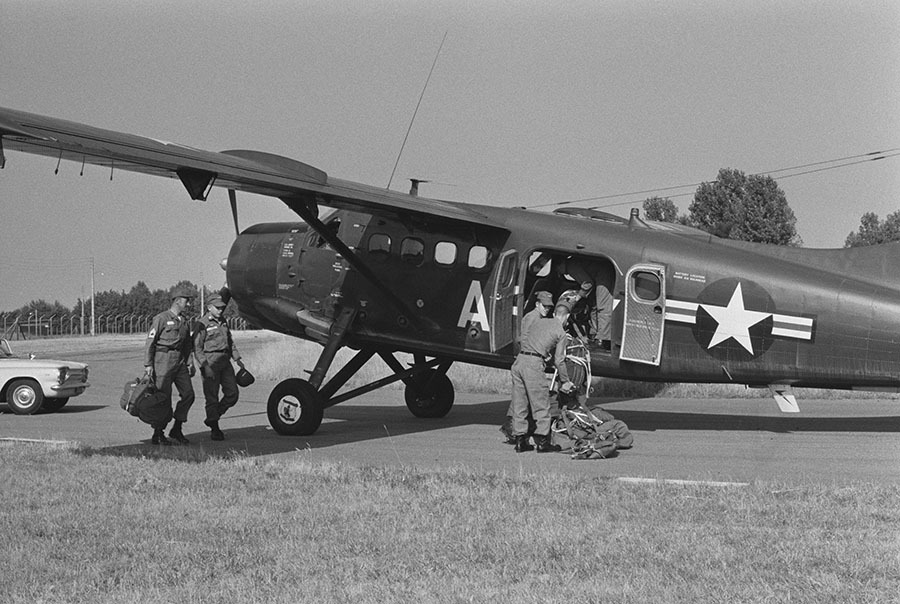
<box><xmin>510</xmin><ymin>307</ymin><xmax>571</xmax><ymax>452</ymax></box>
<box><xmin>145</xmin><ymin>290</ymin><xmax>196</xmax><ymax>444</ymax></box>
<box><xmin>501</xmin><ymin>291</ymin><xmax>555</xmax><ymax>444</ymax></box>
<box><xmin>194</xmin><ymin>299</ymin><xmax>241</xmax><ymax>437</ymax></box>
<box><xmin>559</xmin><ymin>258</ymin><xmax>615</xmax><ymax>344</ymax></box>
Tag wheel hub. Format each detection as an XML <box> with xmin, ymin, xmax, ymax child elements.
<box><xmin>13</xmin><ymin>386</ymin><xmax>35</xmax><ymax>406</ymax></box>
<box><xmin>277</xmin><ymin>396</ymin><xmax>301</xmax><ymax>424</ymax></box>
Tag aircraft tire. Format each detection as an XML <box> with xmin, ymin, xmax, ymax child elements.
<box><xmin>267</xmin><ymin>379</ymin><xmax>324</xmax><ymax>436</ymax></box>
<box><xmin>41</xmin><ymin>397</ymin><xmax>70</xmax><ymax>413</ymax></box>
<box><xmin>6</xmin><ymin>379</ymin><xmax>45</xmax><ymax>415</ymax></box>
<box><xmin>404</xmin><ymin>371</ymin><xmax>454</xmax><ymax>418</ymax></box>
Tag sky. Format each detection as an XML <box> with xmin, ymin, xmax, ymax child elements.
<box><xmin>1</xmin><ymin>0</ymin><xmax>898</xmax><ymax>312</ymax></box>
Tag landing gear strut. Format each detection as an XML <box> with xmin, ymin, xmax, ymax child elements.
<box><xmin>265</xmin><ymin>341</ymin><xmax>456</xmax><ymax>435</ymax></box>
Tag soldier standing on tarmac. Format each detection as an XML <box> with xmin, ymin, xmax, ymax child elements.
<box><xmin>501</xmin><ymin>290</ymin><xmax>555</xmax><ymax>444</ymax></box>
<box><xmin>144</xmin><ymin>287</ymin><xmax>196</xmax><ymax>445</ymax></box>
<box><xmin>194</xmin><ymin>294</ymin><xmax>244</xmax><ymax>441</ymax></box>
<box><xmin>509</xmin><ymin>299</ymin><xmax>575</xmax><ymax>453</ymax></box>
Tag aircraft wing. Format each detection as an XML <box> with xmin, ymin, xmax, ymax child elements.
<box><xmin>0</xmin><ymin>106</ymin><xmax>501</xmax><ymax>227</ymax></box>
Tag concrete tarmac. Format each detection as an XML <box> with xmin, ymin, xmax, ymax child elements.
<box><xmin>2</xmin><ymin>336</ymin><xmax>899</xmax><ymax>486</ymax></box>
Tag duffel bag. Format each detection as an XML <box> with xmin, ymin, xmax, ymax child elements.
<box><xmin>120</xmin><ymin>376</ymin><xmax>154</xmax><ymax>417</ymax></box>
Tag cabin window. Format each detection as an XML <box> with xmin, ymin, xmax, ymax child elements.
<box><xmin>468</xmin><ymin>246</ymin><xmax>490</xmax><ymax>269</ymax></box>
<box><xmin>632</xmin><ymin>271</ymin><xmax>661</xmax><ymax>301</ymax></box>
<box><xmin>401</xmin><ymin>238</ymin><xmax>425</xmax><ymax>266</ymax></box>
<box><xmin>367</xmin><ymin>233</ymin><xmax>391</xmax><ymax>260</ymax></box>
<box><xmin>435</xmin><ymin>241</ymin><xmax>457</xmax><ymax>266</ymax></box>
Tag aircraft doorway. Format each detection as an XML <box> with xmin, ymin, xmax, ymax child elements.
<box><xmin>521</xmin><ymin>250</ymin><xmax>618</xmax><ymax>351</ymax></box>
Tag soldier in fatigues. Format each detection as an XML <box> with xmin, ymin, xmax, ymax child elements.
<box><xmin>194</xmin><ymin>294</ymin><xmax>244</xmax><ymax>441</ymax></box>
<box><xmin>144</xmin><ymin>287</ymin><xmax>196</xmax><ymax>445</ymax></box>
<box><xmin>510</xmin><ymin>300</ymin><xmax>575</xmax><ymax>453</ymax></box>
<box><xmin>501</xmin><ymin>291</ymin><xmax>555</xmax><ymax>444</ymax></box>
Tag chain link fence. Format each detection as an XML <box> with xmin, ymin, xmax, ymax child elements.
<box><xmin>0</xmin><ymin>312</ymin><xmax>248</xmax><ymax>339</ymax></box>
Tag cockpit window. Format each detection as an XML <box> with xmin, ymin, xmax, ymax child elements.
<box><xmin>315</xmin><ymin>218</ymin><xmax>341</xmax><ymax>249</ymax></box>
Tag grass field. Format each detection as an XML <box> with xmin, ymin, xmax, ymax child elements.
<box><xmin>1</xmin><ymin>442</ymin><xmax>898</xmax><ymax>604</ymax></box>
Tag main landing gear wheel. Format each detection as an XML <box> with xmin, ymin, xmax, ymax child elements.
<box><xmin>404</xmin><ymin>370</ymin><xmax>454</xmax><ymax>418</ymax></box>
<box><xmin>6</xmin><ymin>379</ymin><xmax>44</xmax><ymax>415</ymax></box>
<box><xmin>267</xmin><ymin>379</ymin><xmax>324</xmax><ymax>436</ymax></box>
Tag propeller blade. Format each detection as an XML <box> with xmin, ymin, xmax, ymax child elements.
<box><xmin>228</xmin><ymin>189</ymin><xmax>239</xmax><ymax>236</ymax></box>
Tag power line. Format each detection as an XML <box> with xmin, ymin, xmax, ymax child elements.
<box><xmin>526</xmin><ymin>147</ymin><xmax>900</xmax><ymax>210</ymax></box>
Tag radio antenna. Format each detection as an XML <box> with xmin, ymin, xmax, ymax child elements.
<box><xmin>386</xmin><ymin>31</ymin><xmax>448</xmax><ymax>191</ymax></box>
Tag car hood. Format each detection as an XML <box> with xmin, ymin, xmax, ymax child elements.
<box><xmin>0</xmin><ymin>358</ymin><xmax>88</xmax><ymax>370</ymax></box>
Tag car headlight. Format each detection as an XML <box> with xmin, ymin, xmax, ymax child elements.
<box><xmin>58</xmin><ymin>367</ymin><xmax>69</xmax><ymax>384</ymax></box>
<box><xmin>84</xmin><ymin>366</ymin><xmax>89</xmax><ymax>382</ymax></box>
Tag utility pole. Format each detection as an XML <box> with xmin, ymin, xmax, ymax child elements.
<box><xmin>80</xmin><ymin>286</ymin><xmax>85</xmax><ymax>336</ymax></box>
<box><xmin>90</xmin><ymin>257</ymin><xmax>96</xmax><ymax>336</ymax></box>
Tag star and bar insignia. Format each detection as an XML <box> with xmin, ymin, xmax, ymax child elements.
<box><xmin>665</xmin><ymin>280</ymin><xmax>814</xmax><ymax>358</ymax></box>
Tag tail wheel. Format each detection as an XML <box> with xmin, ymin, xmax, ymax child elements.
<box><xmin>404</xmin><ymin>370</ymin><xmax>454</xmax><ymax>418</ymax></box>
<box><xmin>6</xmin><ymin>379</ymin><xmax>45</xmax><ymax>415</ymax></box>
<box><xmin>267</xmin><ymin>378</ymin><xmax>324</xmax><ymax>435</ymax></box>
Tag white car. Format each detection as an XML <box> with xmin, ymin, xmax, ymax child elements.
<box><xmin>0</xmin><ymin>338</ymin><xmax>90</xmax><ymax>414</ymax></box>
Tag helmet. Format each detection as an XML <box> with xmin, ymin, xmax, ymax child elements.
<box><xmin>235</xmin><ymin>367</ymin><xmax>255</xmax><ymax>388</ymax></box>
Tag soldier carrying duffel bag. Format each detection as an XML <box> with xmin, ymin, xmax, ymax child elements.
<box><xmin>120</xmin><ymin>375</ymin><xmax>174</xmax><ymax>437</ymax></box>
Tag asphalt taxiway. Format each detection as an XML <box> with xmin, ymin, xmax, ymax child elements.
<box><xmin>2</xmin><ymin>336</ymin><xmax>898</xmax><ymax>485</ymax></box>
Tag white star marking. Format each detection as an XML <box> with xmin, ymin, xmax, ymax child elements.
<box><xmin>700</xmin><ymin>282</ymin><xmax>771</xmax><ymax>354</ymax></box>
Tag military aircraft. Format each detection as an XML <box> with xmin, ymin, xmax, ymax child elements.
<box><xmin>2</xmin><ymin>106</ymin><xmax>898</xmax><ymax>435</ymax></box>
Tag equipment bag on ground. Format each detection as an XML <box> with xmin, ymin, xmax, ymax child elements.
<box><xmin>551</xmin><ymin>404</ymin><xmax>634</xmax><ymax>459</ymax></box>
<box><xmin>120</xmin><ymin>376</ymin><xmax>173</xmax><ymax>428</ymax></box>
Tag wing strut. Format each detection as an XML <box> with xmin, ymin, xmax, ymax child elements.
<box><xmin>283</xmin><ymin>196</ymin><xmax>438</xmax><ymax>334</ymax></box>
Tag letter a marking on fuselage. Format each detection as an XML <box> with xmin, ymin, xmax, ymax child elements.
<box><xmin>458</xmin><ymin>280</ymin><xmax>490</xmax><ymax>332</ymax></box>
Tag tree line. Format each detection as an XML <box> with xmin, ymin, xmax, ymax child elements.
<box><xmin>641</xmin><ymin>167</ymin><xmax>893</xmax><ymax>248</ymax></box>
<box><xmin>2</xmin><ymin>280</ymin><xmax>235</xmax><ymax>319</ymax></box>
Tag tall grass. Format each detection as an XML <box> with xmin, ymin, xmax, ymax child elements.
<box><xmin>0</xmin><ymin>442</ymin><xmax>897</xmax><ymax>604</ymax></box>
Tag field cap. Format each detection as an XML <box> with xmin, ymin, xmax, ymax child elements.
<box><xmin>535</xmin><ymin>291</ymin><xmax>553</xmax><ymax>306</ymax></box>
<box><xmin>170</xmin><ymin>287</ymin><xmax>196</xmax><ymax>300</ymax></box>
<box><xmin>207</xmin><ymin>295</ymin><xmax>227</xmax><ymax>308</ymax></box>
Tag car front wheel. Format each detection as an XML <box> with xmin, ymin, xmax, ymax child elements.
<box><xmin>6</xmin><ymin>379</ymin><xmax>45</xmax><ymax>415</ymax></box>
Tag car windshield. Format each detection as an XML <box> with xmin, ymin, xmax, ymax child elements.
<box><xmin>0</xmin><ymin>339</ymin><xmax>13</xmax><ymax>357</ymax></box>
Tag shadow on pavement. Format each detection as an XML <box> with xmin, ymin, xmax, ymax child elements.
<box><xmin>76</xmin><ymin>396</ymin><xmax>900</xmax><ymax>462</ymax></box>
<box><xmin>610</xmin><ymin>409</ymin><xmax>900</xmax><ymax>433</ymax></box>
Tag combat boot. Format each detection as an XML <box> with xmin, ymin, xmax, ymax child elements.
<box><xmin>151</xmin><ymin>429</ymin><xmax>172</xmax><ymax>446</ymax></box>
<box><xmin>514</xmin><ymin>435</ymin><xmax>534</xmax><ymax>453</ymax></box>
<box><xmin>535</xmin><ymin>434</ymin><xmax>561</xmax><ymax>453</ymax></box>
<box><xmin>205</xmin><ymin>418</ymin><xmax>225</xmax><ymax>441</ymax></box>
<box><xmin>168</xmin><ymin>420</ymin><xmax>190</xmax><ymax>445</ymax></box>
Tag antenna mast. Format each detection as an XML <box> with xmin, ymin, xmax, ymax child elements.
<box><xmin>386</xmin><ymin>31</ymin><xmax>448</xmax><ymax>191</ymax></box>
